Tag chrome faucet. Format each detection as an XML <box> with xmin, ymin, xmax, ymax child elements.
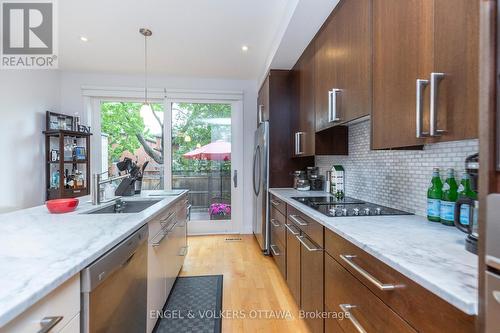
<box><xmin>91</xmin><ymin>172</ymin><xmax>130</xmax><ymax>205</ymax></box>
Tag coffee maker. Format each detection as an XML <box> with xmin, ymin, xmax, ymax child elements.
<box><xmin>454</xmin><ymin>153</ymin><xmax>479</xmax><ymax>254</ymax></box>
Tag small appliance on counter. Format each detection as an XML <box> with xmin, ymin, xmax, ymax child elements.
<box><xmin>292</xmin><ymin>170</ymin><xmax>307</xmax><ymax>189</ymax></box>
<box><xmin>454</xmin><ymin>153</ymin><xmax>479</xmax><ymax>254</ymax></box>
<box><xmin>306</xmin><ymin>166</ymin><xmax>325</xmax><ymax>191</ymax></box>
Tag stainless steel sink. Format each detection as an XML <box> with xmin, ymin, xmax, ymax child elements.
<box><xmin>85</xmin><ymin>199</ymin><xmax>161</xmax><ymax>214</ymax></box>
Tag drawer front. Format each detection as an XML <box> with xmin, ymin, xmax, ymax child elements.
<box><xmin>325</xmin><ymin>253</ymin><xmax>415</xmax><ymax>333</ymax></box>
<box><xmin>270</xmin><ymin>207</ymin><xmax>286</xmax><ymax>246</ymax></box>
<box><xmin>58</xmin><ymin>313</ymin><xmax>80</xmax><ymax>333</ymax></box>
<box><xmin>325</xmin><ymin>229</ymin><xmax>475</xmax><ymax>333</ymax></box>
<box><xmin>270</xmin><ymin>236</ymin><xmax>286</xmax><ymax>280</ymax></box>
<box><xmin>1</xmin><ymin>275</ymin><xmax>80</xmax><ymax>333</ymax></box>
<box><xmin>285</xmin><ymin>223</ymin><xmax>301</xmax><ymax>305</ymax></box>
<box><xmin>300</xmin><ymin>234</ymin><xmax>324</xmax><ymax>333</ymax></box>
<box><xmin>270</xmin><ymin>194</ymin><xmax>286</xmax><ymax>215</ymax></box>
<box><xmin>287</xmin><ymin>205</ymin><xmax>323</xmax><ymax>247</ymax></box>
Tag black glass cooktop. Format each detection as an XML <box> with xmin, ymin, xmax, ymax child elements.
<box><xmin>292</xmin><ymin>196</ymin><xmax>412</xmax><ymax>217</ymax></box>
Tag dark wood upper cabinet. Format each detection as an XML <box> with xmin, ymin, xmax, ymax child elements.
<box><xmin>291</xmin><ymin>42</ymin><xmax>349</xmax><ymax>157</ymax></box>
<box><xmin>291</xmin><ymin>44</ymin><xmax>316</xmax><ymax>157</ymax></box>
<box><xmin>372</xmin><ymin>0</ymin><xmax>478</xmax><ymax>149</ymax></box>
<box><xmin>260</xmin><ymin>71</ymin><xmax>314</xmax><ymax>187</ymax></box>
<box><xmin>257</xmin><ymin>75</ymin><xmax>269</xmax><ymax>125</ymax></box>
<box><xmin>315</xmin><ymin>0</ymin><xmax>372</xmax><ymax>132</ymax></box>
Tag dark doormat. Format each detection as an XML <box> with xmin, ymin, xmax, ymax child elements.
<box><xmin>153</xmin><ymin>275</ymin><xmax>223</xmax><ymax>333</ymax></box>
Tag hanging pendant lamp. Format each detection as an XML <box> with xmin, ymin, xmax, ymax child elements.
<box><xmin>140</xmin><ymin>28</ymin><xmax>153</xmax><ymax>114</ymax></box>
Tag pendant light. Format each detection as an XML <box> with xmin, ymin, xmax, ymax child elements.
<box><xmin>140</xmin><ymin>28</ymin><xmax>153</xmax><ymax>114</ymax></box>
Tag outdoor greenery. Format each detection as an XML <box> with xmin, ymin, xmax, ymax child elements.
<box><xmin>101</xmin><ymin>102</ymin><xmax>164</xmax><ymax>163</ymax></box>
<box><xmin>172</xmin><ymin>103</ymin><xmax>231</xmax><ymax>172</ymax></box>
<box><xmin>100</xmin><ymin>101</ymin><xmax>231</xmax><ymax>173</ymax></box>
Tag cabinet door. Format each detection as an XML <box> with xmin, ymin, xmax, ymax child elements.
<box><xmin>293</xmin><ymin>44</ymin><xmax>316</xmax><ymax>157</ymax></box>
<box><xmin>430</xmin><ymin>0</ymin><xmax>478</xmax><ymax>142</ymax></box>
<box><xmin>285</xmin><ymin>222</ymin><xmax>301</xmax><ymax>305</ymax></box>
<box><xmin>258</xmin><ymin>74</ymin><xmax>270</xmax><ymax>124</ymax></box>
<box><xmin>372</xmin><ymin>0</ymin><xmax>433</xmax><ymax>149</ymax></box>
<box><xmin>316</xmin><ymin>0</ymin><xmax>372</xmax><ymax>132</ymax></box>
<box><xmin>300</xmin><ymin>235</ymin><xmax>324</xmax><ymax>333</ymax></box>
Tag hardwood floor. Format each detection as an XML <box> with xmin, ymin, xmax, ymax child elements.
<box><xmin>180</xmin><ymin>234</ymin><xmax>311</xmax><ymax>333</ymax></box>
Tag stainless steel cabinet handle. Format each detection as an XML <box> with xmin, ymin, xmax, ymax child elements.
<box><xmin>339</xmin><ymin>304</ymin><xmax>367</xmax><ymax>333</ymax></box>
<box><xmin>284</xmin><ymin>223</ymin><xmax>300</xmax><ymax>235</ymax></box>
<box><xmin>340</xmin><ymin>254</ymin><xmax>397</xmax><ymax>291</ymax></box>
<box><xmin>289</xmin><ymin>214</ymin><xmax>308</xmax><ymax>226</ymax></box>
<box><xmin>151</xmin><ymin>229</ymin><xmax>167</xmax><ymax>247</ymax></box>
<box><xmin>328</xmin><ymin>89</ymin><xmax>341</xmax><ymax>123</ymax></box>
<box><xmin>270</xmin><ymin>244</ymin><xmax>281</xmax><ymax>256</ymax></box>
<box><xmin>429</xmin><ymin>72</ymin><xmax>445</xmax><ymax>137</ymax></box>
<box><xmin>416</xmin><ymin>78</ymin><xmax>429</xmax><ymax>138</ymax></box>
<box><xmin>160</xmin><ymin>211</ymin><xmax>175</xmax><ymax>225</ymax></box>
<box><xmin>38</xmin><ymin>316</ymin><xmax>63</xmax><ymax>333</ymax></box>
<box><xmin>295</xmin><ymin>132</ymin><xmax>304</xmax><ymax>155</ymax></box>
<box><xmin>297</xmin><ymin>235</ymin><xmax>322</xmax><ymax>252</ymax></box>
<box><xmin>270</xmin><ymin>199</ymin><xmax>281</xmax><ymax>207</ymax></box>
<box><xmin>270</xmin><ymin>218</ymin><xmax>280</xmax><ymax>228</ymax></box>
<box><xmin>258</xmin><ymin>104</ymin><xmax>264</xmax><ymax>124</ymax></box>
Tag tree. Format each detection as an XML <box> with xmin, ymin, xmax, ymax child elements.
<box><xmin>171</xmin><ymin>103</ymin><xmax>231</xmax><ymax>173</ymax></box>
<box><xmin>101</xmin><ymin>101</ymin><xmax>231</xmax><ymax>173</ymax></box>
<box><xmin>101</xmin><ymin>102</ymin><xmax>164</xmax><ymax>164</ymax></box>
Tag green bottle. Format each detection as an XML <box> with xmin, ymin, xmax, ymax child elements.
<box><xmin>457</xmin><ymin>172</ymin><xmax>477</xmax><ymax>225</ymax></box>
<box><xmin>427</xmin><ymin>168</ymin><xmax>443</xmax><ymax>222</ymax></box>
<box><xmin>440</xmin><ymin>168</ymin><xmax>458</xmax><ymax>226</ymax></box>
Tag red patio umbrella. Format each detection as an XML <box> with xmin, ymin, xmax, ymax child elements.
<box><xmin>183</xmin><ymin>140</ymin><xmax>231</xmax><ymax>161</ymax></box>
<box><xmin>183</xmin><ymin>140</ymin><xmax>231</xmax><ymax>197</ymax></box>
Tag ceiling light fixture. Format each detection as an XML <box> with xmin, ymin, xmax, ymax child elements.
<box><xmin>140</xmin><ymin>28</ymin><xmax>153</xmax><ymax>114</ymax></box>
<box><xmin>241</xmin><ymin>45</ymin><xmax>249</xmax><ymax>52</ymax></box>
<box><xmin>80</xmin><ymin>36</ymin><xmax>88</xmax><ymax>42</ymax></box>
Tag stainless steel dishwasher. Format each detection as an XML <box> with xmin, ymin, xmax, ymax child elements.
<box><xmin>81</xmin><ymin>225</ymin><xmax>148</xmax><ymax>333</ymax></box>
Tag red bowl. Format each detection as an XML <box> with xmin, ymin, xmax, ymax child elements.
<box><xmin>46</xmin><ymin>198</ymin><xmax>79</xmax><ymax>214</ymax></box>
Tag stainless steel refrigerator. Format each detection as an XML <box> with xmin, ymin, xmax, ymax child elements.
<box><xmin>253</xmin><ymin>121</ymin><xmax>269</xmax><ymax>254</ymax></box>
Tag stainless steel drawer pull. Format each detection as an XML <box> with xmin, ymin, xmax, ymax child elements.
<box><xmin>284</xmin><ymin>223</ymin><xmax>300</xmax><ymax>236</ymax></box>
<box><xmin>289</xmin><ymin>214</ymin><xmax>308</xmax><ymax>226</ymax></box>
<box><xmin>270</xmin><ymin>244</ymin><xmax>281</xmax><ymax>256</ymax></box>
<box><xmin>429</xmin><ymin>72</ymin><xmax>446</xmax><ymax>137</ymax></box>
<box><xmin>416</xmin><ymin>78</ymin><xmax>429</xmax><ymax>138</ymax></box>
<box><xmin>270</xmin><ymin>200</ymin><xmax>281</xmax><ymax>206</ymax></box>
<box><xmin>270</xmin><ymin>218</ymin><xmax>280</xmax><ymax>228</ymax></box>
<box><xmin>38</xmin><ymin>316</ymin><xmax>63</xmax><ymax>333</ymax></box>
<box><xmin>339</xmin><ymin>304</ymin><xmax>367</xmax><ymax>333</ymax></box>
<box><xmin>151</xmin><ymin>230</ymin><xmax>166</xmax><ymax>247</ymax></box>
<box><xmin>297</xmin><ymin>235</ymin><xmax>322</xmax><ymax>252</ymax></box>
<box><xmin>340</xmin><ymin>254</ymin><xmax>397</xmax><ymax>291</ymax></box>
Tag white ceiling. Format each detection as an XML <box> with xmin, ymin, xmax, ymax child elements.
<box><xmin>58</xmin><ymin>0</ymin><xmax>338</xmax><ymax>80</ymax></box>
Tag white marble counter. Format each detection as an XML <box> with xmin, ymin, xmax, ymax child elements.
<box><xmin>269</xmin><ymin>188</ymin><xmax>478</xmax><ymax>316</ymax></box>
<box><xmin>0</xmin><ymin>190</ymin><xmax>188</xmax><ymax>327</ymax></box>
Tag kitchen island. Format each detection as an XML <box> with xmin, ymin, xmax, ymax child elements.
<box><xmin>0</xmin><ymin>190</ymin><xmax>188</xmax><ymax>329</ymax></box>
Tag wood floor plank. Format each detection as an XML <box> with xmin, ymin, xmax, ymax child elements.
<box><xmin>180</xmin><ymin>234</ymin><xmax>311</xmax><ymax>333</ymax></box>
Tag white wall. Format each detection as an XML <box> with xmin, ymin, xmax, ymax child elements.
<box><xmin>0</xmin><ymin>71</ymin><xmax>60</xmax><ymax>212</ymax></box>
<box><xmin>59</xmin><ymin>71</ymin><xmax>257</xmax><ymax>233</ymax></box>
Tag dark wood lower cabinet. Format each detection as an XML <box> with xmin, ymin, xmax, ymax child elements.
<box><xmin>300</xmin><ymin>235</ymin><xmax>324</xmax><ymax>333</ymax></box>
<box><xmin>285</xmin><ymin>222</ymin><xmax>301</xmax><ymax>305</ymax></box>
<box><xmin>325</xmin><ymin>253</ymin><xmax>416</xmax><ymax>333</ymax></box>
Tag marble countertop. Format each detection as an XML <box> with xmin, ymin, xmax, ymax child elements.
<box><xmin>269</xmin><ymin>188</ymin><xmax>478</xmax><ymax>316</ymax></box>
<box><xmin>0</xmin><ymin>190</ymin><xmax>188</xmax><ymax>327</ymax></box>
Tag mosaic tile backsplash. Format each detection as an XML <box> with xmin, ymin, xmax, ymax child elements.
<box><xmin>315</xmin><ymin>120</ymin><xmax>479</xmax><ymax>216</ymax></box>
